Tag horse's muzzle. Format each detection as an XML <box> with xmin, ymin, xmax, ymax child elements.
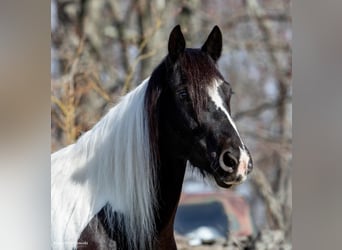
<box><xmin>215</xmin><ymin>146</ymin><xmax>253</xmax><ymax>187</ymax></box>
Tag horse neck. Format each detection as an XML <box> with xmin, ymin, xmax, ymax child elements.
<box><xmin>154</xmin><ymin>132</ymin><xmax>188</xmax><ymax>248</ymax></box>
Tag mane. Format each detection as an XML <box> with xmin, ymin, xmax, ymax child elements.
<box><xmin>51</xmin><ymin>78</ymin><xmax>157</xmax><ymax>249</ymax></box>
<box><xmin>145</xmin><ymin>60</ymin><xmax>167</xmax><ymax>168</ymax></box>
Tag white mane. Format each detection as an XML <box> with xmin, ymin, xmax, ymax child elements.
<box><xmin>51</xmin><ymin>78</ymin><xmax>157</xmax><ymax>249</ymax></box>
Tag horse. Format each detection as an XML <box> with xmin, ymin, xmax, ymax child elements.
<box><xmin>51</xmin><ymin>25</ymin><xmax>253</xmax><ymax>250</ymax></box>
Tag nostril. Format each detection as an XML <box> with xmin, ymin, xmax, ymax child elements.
<box><xmin>222</xmin><ymin>151</ymin><xmax>238</xmax><ymax>168</ymax></box>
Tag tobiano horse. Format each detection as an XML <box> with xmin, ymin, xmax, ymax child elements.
<box><xmin>51</xmin><ymin>25</ymin><xmax>253</xmax><ymax>250</ymax></box>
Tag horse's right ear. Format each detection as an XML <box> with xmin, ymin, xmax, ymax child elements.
<box><xmin>168</xmin><ymin>25</ymin><xmax>186</xmax><ymax>62</ymax></box>
<box><xmin>201</xmin><ymin>25</ymin><xmax>222</xmax><ymax>62</ymax></box>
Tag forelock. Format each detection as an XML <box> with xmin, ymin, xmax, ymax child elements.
<box><xmin>179</xmin><ymin>49</ymin><xmax>223</xmax><ymax>113</ymax></box>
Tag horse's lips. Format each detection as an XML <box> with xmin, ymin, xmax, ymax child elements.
<box><xmin>214</xmin><ymin>175</ymin><xmax>232</xmax><ymax>188</ymax></box>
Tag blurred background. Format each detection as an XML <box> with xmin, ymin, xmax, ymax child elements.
<box><xmin>51</xmin><ymin>0</ymin><xmax>291</xmax><ymax>248</ymax></box>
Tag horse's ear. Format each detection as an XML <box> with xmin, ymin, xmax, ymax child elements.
<box><xmin>201</xmin><ymin>25</ymin><xmax>222</xmax><ymax>62</ymax></box>
<box><xmin>168</xmin><ymin>25</ymin><xmax>186</xmax><ymax>62</ymax></box>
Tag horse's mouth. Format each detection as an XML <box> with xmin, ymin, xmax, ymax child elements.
<box><xmin>214</xmin><ymin>175</ymin><xmax>233</xmax><ymax>188</ymax></box>
<box><xmin>213</xmin><ymin>172</ymin><xmax>248</xmax><ymax>188</ymax></box>
<box><xmin>188</xmin><ymin>159</ymin><xmax>242</xmax><ymax>189</ymax></box>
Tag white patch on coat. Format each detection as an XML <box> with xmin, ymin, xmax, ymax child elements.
<box><xmin>207</xmin><ymin>79</ymin><xmax>244</xmax><ymax>147</ymax></box>
<box><xmin>236</xmin><ymin>147</ymin><xmax>249</xmax><ymax>181</ymax></box>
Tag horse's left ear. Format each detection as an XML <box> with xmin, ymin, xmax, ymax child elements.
<box><xmin>201</xmin><ymin>25</ymin><xmax>222</xmax><ymax>62</ymax></box>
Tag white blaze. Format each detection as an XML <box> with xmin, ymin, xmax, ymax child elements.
<box><xmin>207</xmin><ymin>79</ymin><xmax>250</xmax><ymax>183</ymax></box>
<box><xmin>207</xmin><ymin>79</ymin><xmax>244</xmax><ymax>147</ymax></box>
<box><xmin>236</xmin><ymin>147</ymin><xmax>249</xmax><ymax>182</ymax></box>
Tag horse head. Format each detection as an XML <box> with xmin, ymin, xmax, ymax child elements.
<box><xmin>153</xmin><ymin>25</ymin><xmax>253</xmax><ymax>188</ymax></box>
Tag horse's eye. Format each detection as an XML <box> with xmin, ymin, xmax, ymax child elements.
<box><xmin>177</xmin><ymin>89</ymin><xmax>190</xmax><ymax>102</ymax></box>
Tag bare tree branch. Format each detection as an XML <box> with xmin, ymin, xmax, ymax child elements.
<box><xmin>234</xmin><ymin>96</ymin><xmax>291</xmax><ymax>120</ymax></box>
<box><xmin>251</xmin><ymin>166</ymin><xmax>285</xmax><ymax>229</ymax></box>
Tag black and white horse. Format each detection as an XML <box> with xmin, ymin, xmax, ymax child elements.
<box><xmin>51</xmin><ymin>25</ymin><xmax>253</xmax><ymax>250</ymax></box>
